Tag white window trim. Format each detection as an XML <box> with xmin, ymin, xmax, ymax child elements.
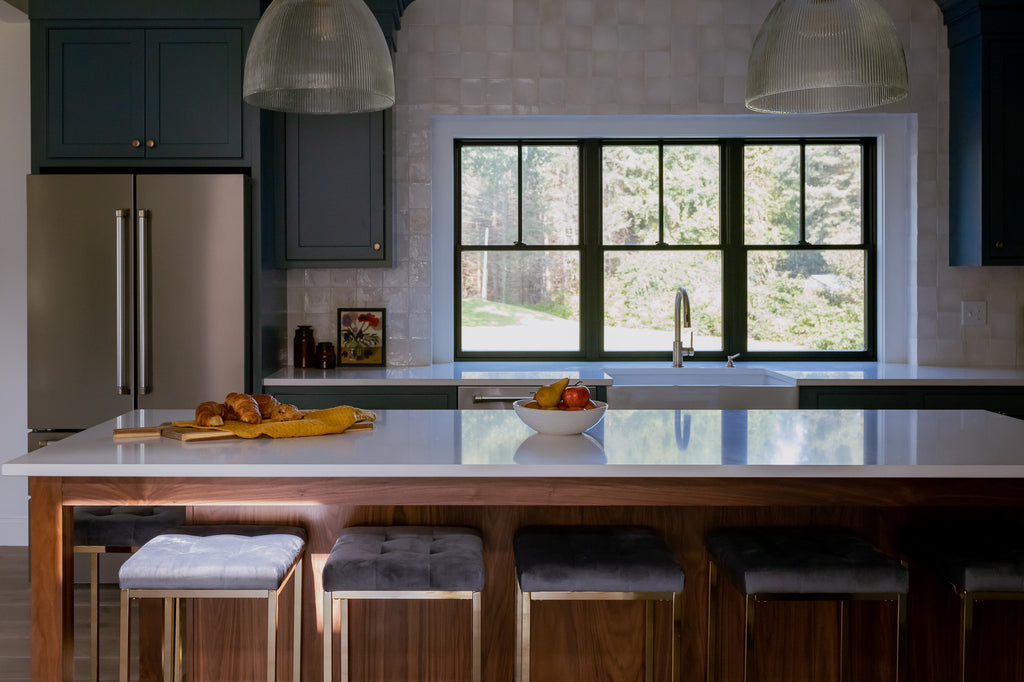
<box><xmin>431</xmin><ymin>114</ymin><xmax>917</xmax><ymax>364</ymax></box>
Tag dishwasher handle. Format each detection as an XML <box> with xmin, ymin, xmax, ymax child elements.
<box><xmin>470</xmin><ymin>394</ymin><xmax>534</xmax><ymax>403</ymax></box>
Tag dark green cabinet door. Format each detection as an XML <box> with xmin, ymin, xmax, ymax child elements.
<box><xmin>46</xmin><ymin>28</ymin><xmax>146</xmax><ymax>158</ymax></box>
<box><xmin>283</xmin><ymin>110</ymin><xmax>391</xmax><ymax>266</ymax></box>
<box><xmin>45</xmin><ymin>27</ymin><xmax>244</xmax><ymax>160</ymax></box>
<box><xmin>273</xmin><ymin>386</ymin><xmax>457</xmax><ymax>410</ymax></box>
<box><xmin>144</xmin><ymin>29</ymin><xmax>243</xmax><ymax>159</ymax></box>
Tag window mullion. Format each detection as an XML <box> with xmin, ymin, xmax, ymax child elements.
<box><xmin>581</xmin><ymin>140</ymin><xmax>603</xmax><ymax>360</ymax></box>
<box><xmin>722</xmin><ymin>140</ymin><xmax>747</xmax><ymax>357</ymax></box>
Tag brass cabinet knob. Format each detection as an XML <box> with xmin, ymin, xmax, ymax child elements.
<box><xmin>131</xmin><ymin>139</ymin><xmax>141</xmax><ymax>148</ymax></box>
<box><xmin>373</xmin><ymin>242</ymin><xmax>381</xmax><ymax>251</ymax></box>
<box><xmin>996</xmin><ymin>241</ymin><xmax>1005</xmax><ymax>249</ymax></box>
<box><xmin>146</xmin><ymin>140</ymin><xmax>156</xmax><ymax>148</ymax></box>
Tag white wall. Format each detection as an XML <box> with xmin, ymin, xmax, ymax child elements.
<box><xmin>284</xmin><ymin>0</ymin><xmax>1024</xmax><ymax>370</ymax></box>
<box><xmin>0</xmin><ymin>13</ymin><xmax>29</xmax><ymax>544</ymax></box>
<box><xmin>0</xmin><ymin>13</ymin><xmax>29</xmax><ymax>545</ymax></box>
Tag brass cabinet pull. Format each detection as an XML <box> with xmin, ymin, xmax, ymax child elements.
<box><xmin>373</xmin><ymin>242</ymin><xmax>381</xmax><ymax>251</ymax></box>
<box><xmin>146</xmin><ymin>140</ymin><xmax>156</xmax><ymax>148</ymax></box>
<box><xmin>996</xmin><ymin>241</ymin><xmax>1005</xmax><ymax>249</ymax></box>
<box><xmin>131</xmin><ymin>139</ymin><xmax>141</xmax><ymax>148</ymax></box>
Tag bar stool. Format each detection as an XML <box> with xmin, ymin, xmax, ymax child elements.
<box><xmin>117</xmin><ymin>524</ymin><xmax>306</xmax><ymax>682</ymax></box>
<box><xmin>900</xmin><ymin>523</ymin><xmax>1024</xmax><ymax>681</ymax></box>
<box><xmin>321</xmin><ymin>526</ymin><xmax>485</xmax><ymax>682</ymax></box>
<box><xmin>705</xmin><ymin>526</ymin><xmax>909</xmax><ymax>682</ymax></box>
<box><xmin>73</xmin><ymin>505</ymin><xmax>186</xmax><ymax>682</ymax></box>
<box><xmin>513</xmin><ymin>526</ymin><xmax>685</xmax><ymax>682</ymax></box>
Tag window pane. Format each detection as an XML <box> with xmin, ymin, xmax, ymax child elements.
<box><xmin>663</xmin><ymin>145</ymin><xmax>720</xmax><ymax>245</ymax></box>
<box><xmin>460</xmin><ymin>146</ymin><xmax>517</xmax><ymax>245</ymax></box>
<box><xmin>747</xmin><ymin>250</ymin><xmax>866</xmax><ymax>351</ymax></box>
<box><xmin>602</xmin><ymin>145</ymin><xmax>660</xmax><ymax>245</ymax></box>
<box><xmin>744</xmin><ymin>145</ymin><xmax>800</xmax><ymax>245</ymax></box>
<box><xmin>460</xmin><ymin>250</ymin><xmax>580</xmax><ymax>352</ymax></box>
<box><xmin>806</xmin><ymin>144</ymin><xmax>862</xmax><ymax>244</ymax></box>
<box><xmin>522</xmin><ymin>145</ymin><xmax>579</xmax><ymax>246</ymax></box>
<box><xmin>603</xmin><ymin>251</ymin><xmax>722</xmax><ymax>352</ymax></box>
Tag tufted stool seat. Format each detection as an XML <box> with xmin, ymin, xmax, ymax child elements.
<box><xmin>513</xmin><ymin>526</ymin><xmax>685</xmax><ymax>682</ymax></box>
<box><xmin>900</xmin><ymin>523</ymin><xmax>1024</xmax><ymax>681</ymax></box>
<box><xmin>705</xmin><ymin>526</ymin><xmax>909</xmax><ymax>682</ymax></box>
<box><xmin>118</xmin><ymin>524</ymin><xmax>306</xmax><ymax>682</ymax></box>
<box><xmin>74</xmin><ymin>505</ymin><xmax>186</xmax><ymax>682</ymax></box>
<box><xmin>322</xmin><ymin>526</ymin><xmax>485</xmax><ymax>682</ymax></box>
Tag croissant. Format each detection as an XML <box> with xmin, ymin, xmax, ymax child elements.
<box><xmin>253</xmin><ymin>394</ymin><xmax>304</xmax><ymax>422</ymax></box>
<box><xmin>195</xmin><ymin>401</ymin><xmax>225</xmax><ymax>427</ymax></box>
<box><xmin>224</xmin><ymin>392</ymin><xmax>262</xmax><ymax>424</ymax></box>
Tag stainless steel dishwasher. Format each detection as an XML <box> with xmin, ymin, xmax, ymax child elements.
<box><xmin>457</xmin><ymin>385</ymin><xmax>538</xmax><ymax>409</ymax></box>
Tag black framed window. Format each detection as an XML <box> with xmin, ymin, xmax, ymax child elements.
<box><xmin>455</xmin><ymin>137</ymin><xmax>876</xmax><ymax>361</ymax></box>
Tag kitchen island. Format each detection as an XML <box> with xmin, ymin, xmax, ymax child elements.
<box><xmin>9</xmin><ymin>407</ymin><xmax>1024</xmax><ymax>681</ymax></box>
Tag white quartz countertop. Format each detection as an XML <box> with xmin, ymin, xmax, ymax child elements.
<box><xmin>7</xmin><ymin>408</ymin><xmax>1024</xmax><ymax>479</ymax></box>
<box><xmin>263</xmin><ymin>361</ymin><xmax>1024</xmax><ymax>387</ymax></box>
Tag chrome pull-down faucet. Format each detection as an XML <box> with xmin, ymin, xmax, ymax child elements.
<box><xmin>673</xmin><ymin>287</ymin><xmax>695</xmax><ymax>367</ymax></box>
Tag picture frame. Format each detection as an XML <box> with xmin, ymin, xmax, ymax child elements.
<box><xmin>336</xmin><ymin>308</ymin><xmax>386</xmax><ymax>366</ymax></box>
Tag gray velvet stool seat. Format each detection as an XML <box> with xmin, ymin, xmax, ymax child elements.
<box><xmin>705</xmin><ymin>526</ymin><xmax>909</xmax><ymax>682</ymax></box>
<box><xmin>513</xmin><ymin>526</ymin><xmax>685</xmax><ymax>682</ymax></box>
<box><xmin>117</xmin><ymin>524</ymin><xmax>306</xmax><ymax>682</ymax></box>
<box><xmin>321</xmin><ymin>526</ymin><xmax>485</xmax><ymax>682</ymax></box>
<box><xmin>900</xmin><ymin>523</ymin><xmax>1024</xmax><ymax>681</ymax></box>
<box><xmin>73</xmin><ymin>505</ymin><xmax>186</xmax><ymax>682</ymax></box>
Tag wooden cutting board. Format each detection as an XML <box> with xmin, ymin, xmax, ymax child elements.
<box><xmin>113</xmin><ymin>421</ymin><xmax>374</xmax><ymax>442</ymax></box>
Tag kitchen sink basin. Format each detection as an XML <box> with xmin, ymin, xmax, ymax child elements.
<box><xmin>602</xmin><ymin>367</ymin><xmax>795</xmax><ymax>387</ymax></box>
<box><xmin>602</xmin><ymin>366</ymin><xmax>797</xmax><ymax>409</ymax></box>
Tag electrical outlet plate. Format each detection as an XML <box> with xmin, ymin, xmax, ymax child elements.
<box><xmin>962</xmin><ymin>301</ymin><xmax>987</xmax><ymax>326</ymax></box>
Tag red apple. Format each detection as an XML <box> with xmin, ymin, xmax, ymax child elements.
<box><xmin>561</xmin><ymin>384</ymin><xmax>591</xmax><ymax>408</ymax></box>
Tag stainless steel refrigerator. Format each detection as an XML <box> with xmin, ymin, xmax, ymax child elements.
<box><xmin>28</xmin><ymin>174</ymin><xmax>248</xmax><ymax>440</ymax></box>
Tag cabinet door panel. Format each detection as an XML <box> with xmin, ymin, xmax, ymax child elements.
<box><xmin>285</xmin><ymin>111</ymin><xmax>388</xmax><ymax>263</ymax></box>
<box><xmin>985</xmin><ymin>40</ymin><xmax>1024</xmax><ymax>261</ymax></box>
<box><xmin>145</xmin><ymin>29</ymin><xmax>243</xmax><ymax>158</ymax></box>
<box><xmin>47</xmin><ymin>28</ymin><xmax>146</xmax><ymax>158</ymax></box>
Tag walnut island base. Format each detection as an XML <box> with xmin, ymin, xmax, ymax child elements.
<box><xmin>12</xmin><ymin>408</ymin><xmax>1024</xmax><ymax>682</ymax></box>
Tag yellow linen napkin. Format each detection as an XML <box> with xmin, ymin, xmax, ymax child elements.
<box><xmin>173</xmin><ymin>405</ymin><xmax>376</xmax><ymax>439</ymax></box>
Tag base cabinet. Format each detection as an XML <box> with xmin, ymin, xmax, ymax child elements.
<box><xmin>272</xmin><ymin>386</ymin><xmax>458</xmax><ymax>410</ymax></box>
<box><xmin>798</xmin><ymin>386</ymin><xmax>1024</xmax><ymax>418</ymax></box>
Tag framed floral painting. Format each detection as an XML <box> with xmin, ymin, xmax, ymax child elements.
<box><xmin>336</xmin><ymin>308</ymin><xmax>386</xmax><ymax>366</ymax></box>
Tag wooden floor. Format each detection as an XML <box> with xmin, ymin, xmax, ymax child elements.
<box><xmin>0</xmin><ymin>545</ymin><xmax>136</xmax><ymax>682</ymax></box>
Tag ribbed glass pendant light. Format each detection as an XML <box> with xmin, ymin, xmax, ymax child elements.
<box><xmin>745</xmin><ymin>0</ymin><xmax>909</xmax><ymax>114</ymax></box>
<box><xmin>243</xmin><ymin>0</ymin><xmax>395</xmax><ymax>114</ymax></box>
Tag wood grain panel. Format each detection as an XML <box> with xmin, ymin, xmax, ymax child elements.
<box><xmin>29</xmin><ymin>477</ymin><xmax>73</xmax><ymax>682</ymax></box>
<box><xmin>37</xmin><ymin>477</ymin><xmax>1024</xmax><ymax>681</ymax></box>
<box><xmin>60</xmin><ymin>476</ymin><xmax>1024</xmax><ymax>508</ymax></box>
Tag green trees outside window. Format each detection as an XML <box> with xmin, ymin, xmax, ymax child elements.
<box><xmin>455</xmin><ymin>138</ymin><xmax>875</xmax><ymax>361</ymax></box>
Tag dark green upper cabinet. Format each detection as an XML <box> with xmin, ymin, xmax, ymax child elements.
<box><xmin>938</xmin><ymin>0</ymin><xmax>1024</xmax><ymax>265</ymax></box>
<box><xmin>45</xmin><ymin>27</ymin><xmax>243</xmax><ymax>161</ymax></box>
<box><xmin>30</xmin><ymin>0</ymin><xmax>259</xmax><ymax>169</ymax></box>
<box><xmin>279</xmin><ymin>110</ymin><xmax>393</xmax><ymax>267</ymax></box>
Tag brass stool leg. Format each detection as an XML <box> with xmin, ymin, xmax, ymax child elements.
<box><xmin>744</xmin><ymin>595</ymin><xmax>754</xmax><ymax>682</ymax></box>
<box><xmin>707</xmin><ymin>562</ymin><xmax>718</xmax><ymax>682</ymax></box>
<box><xmin>119</xmin><ymin>590</ymin><xmax>131</xmax><ymax>682</ymax></box>
<box><xmin>518</xmin><ymin>587</ymin><xmax>531</xmax><ymax>682</ymax></box>
<box><xmin>896</xmin><ymin>593</ymin><xmax>907</xmax><ymax>682</ymax></box>
<box><xmin>838</xmin><ymin>599</ymin><xmax>849</xmax><ymax>682</ymax></box>
<box><xmin>293</xmin><ymin>560</ymin><xmax>303</xmax><ymax>682</ymax></box>
<box><xmin>671</xmin><ymin>592</ymin><xmax>682</xmax><ymax>682</ymax></box>
<box><xmin>322</xmin><ymin>593</ymin><xmax>333</xmax><ymax>682</ymax></box>
<box><xmin>163</xmin><ymin>597</ymin><xmax>175</xmax><ymax>682</ymax></box>
<box><xmin>89</xmin><ymin>552</ymin><xmax>100</xmax><ymax>682</ymax></box>
<box><xmin>960</xmin><ymin>593</ymin><xmax>974</xmax><ymax>682</ymax></box>
<box><xmin>340</xmin><ymin>598</ymin><xmax>350</xmax><ymax>682</ymax></box>
<box><xmin>645</xmin><ymin>599</ymin><xmax>654</xmax><ymax>682</ymax></box>
<box><xmin>268</xmin><ymin>590</ymin><xmax>279</xmax><ymax>682</ymax></box>
<box><xmin>472</xmin><ymin>591</ymin><xmax>482</xmax><ymax>682</ymax></box>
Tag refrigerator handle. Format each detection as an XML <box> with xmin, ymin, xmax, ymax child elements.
<box><xmin>137</xmin><ymin>209</ymin><xmax>151</xmax><ymax>395</ymax></box>
<box><xmin>115</xmin><ymin>209</ymin><xmax>131</xmax><ymax>395</ymax></box>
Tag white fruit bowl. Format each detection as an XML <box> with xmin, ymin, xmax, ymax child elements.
<box><xmin>512</xmin><ymin>399</ymin><xmax>608</xmax><ymax>436</ymax></box>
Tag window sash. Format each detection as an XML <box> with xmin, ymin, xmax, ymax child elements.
<box><xmin>454</xmin><ymin>137</ymin><xmax>876</xmax><ymax>361</ymax></box>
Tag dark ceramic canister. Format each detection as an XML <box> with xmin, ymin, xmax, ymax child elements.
<box><xmin>293</xmin><ymin>325</ymin><xmax>316</xmax><ymax>368</ymax></box>
<box><xmin>316</xmin><ymin>342</ymin><xmax>336</xmax><ymax>369</ymax></box>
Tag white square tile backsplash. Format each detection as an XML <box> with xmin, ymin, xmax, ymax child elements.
<box><xmin>286</xmin><ymin>0</ymin><xmax>1024</xmax><ymax>369</ymax></box>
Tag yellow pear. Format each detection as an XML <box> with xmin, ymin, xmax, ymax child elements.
<box><xmin>534</xmin><ymin>377</ymin><xmax>570</xmax><ymax>408</ymax></box>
